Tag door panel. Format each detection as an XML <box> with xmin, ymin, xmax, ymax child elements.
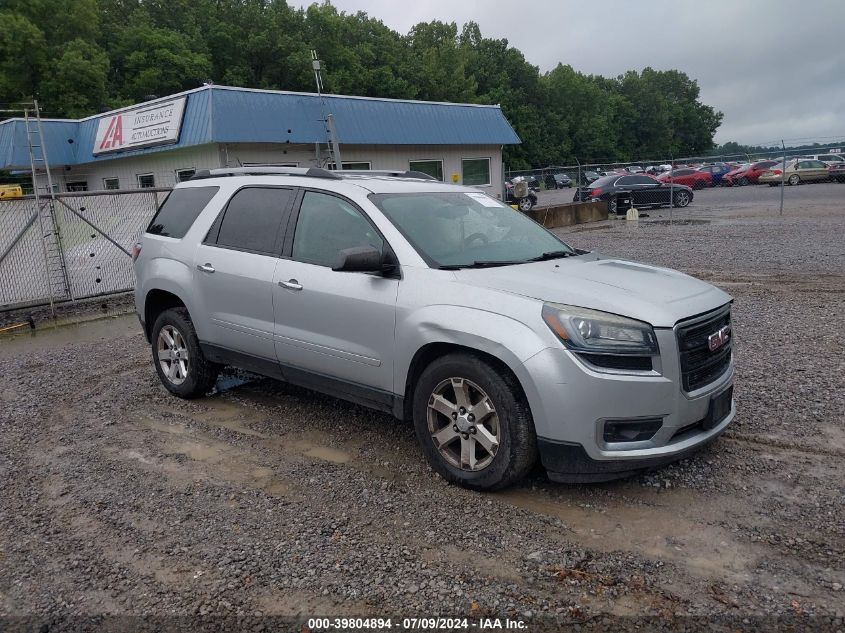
<box><xmin>273</xmin><ymin>262</ymin><xmax>398</xmax><ymax>390</ymax></box>
<box><xmin>191</xmin><ymin>186</ymin><xmax>294</xmax><ymax>359</ymax></box>
<box><xmin>193</xmin><ymin>246</ymin><xmax>279</xmax><ymax>359</ymax></box>
<box><xmin>273</xmin><ymin>190</ymin><xmax>399</xmax><ymax>392</ymax></box>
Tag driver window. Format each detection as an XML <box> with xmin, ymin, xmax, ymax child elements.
<box><xmin>292</xmin><ymin>191</ymin><xmax>383</xmax><ymax>267</ymax></box>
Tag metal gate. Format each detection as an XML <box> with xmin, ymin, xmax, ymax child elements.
<box><xmin>0</xmin><ymin>189</ymin><xmax>170</xmax><ymax>311</ymax></box>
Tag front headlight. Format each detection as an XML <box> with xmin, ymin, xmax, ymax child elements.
<box><xmin>541</xmin><ymin>303</ymin><xmax>659</xmax><ymax>356</ymax></box>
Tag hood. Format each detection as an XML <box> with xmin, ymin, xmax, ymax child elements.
<box><xmin>453</xmin><ymin>253</ymin><xmax>731</xmax><ymax>328</ymax></box>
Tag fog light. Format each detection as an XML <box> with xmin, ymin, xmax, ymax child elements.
<box><xmin>603</xmin><ymin>417</ymin><xmax>663</xmax><ymax>443</ymax></box>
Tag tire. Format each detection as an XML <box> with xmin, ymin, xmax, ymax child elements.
<box><xmin>788</xmin><ymin>174</ymin><xmax>800</xmax><ymax>186</ymax></box>
<box><xmin>412</xmin><ymin>353</ymin><xmax>537</xmax><ymax>491</ymax></box>
<box><xmin>738</xmin><ymin>177</ymin><xmax>749</xmax><ymax>186</ymax></box>
<box><xmin>607</xmin><ymin>196</ymin><xmax>618</xmax><ymax>214</ymax></box>
<box><xmin>151</xmin><ymin>307</ymin><xmax>220</xmax><ymax>398</ymax></box>
<box><xmin>673</xmin><ymin>190</ymin><xmax>691</xmax><ymax>208</ymax></box>
<box><xmin>518</xmin><ymin>197</ymin><xmax>534</xmax><ymax>212</ymax></box>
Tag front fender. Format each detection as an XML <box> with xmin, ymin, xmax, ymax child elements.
<box><xmin>395</xmin><ymin>304</ymin><xmax>554</xmax><ymax>436</ymax></box>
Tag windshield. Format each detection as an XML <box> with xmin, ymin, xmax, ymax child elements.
<box><xmin>370</xmin><ymin>191</ymin><xmax>576</xmax><ymax>268</ymax></box>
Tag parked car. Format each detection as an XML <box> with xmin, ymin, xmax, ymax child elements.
<box><xmin>135</xmin><ymin>166</ymin><xmax>734</xmax><ymax>490</ymax></box>
<box><xmin>656</xmin><ymin>168</ymin><xmax>712</xmax><ymax>190</ymax></box>
<box><xmin>625</xmin><ymin>165</ymin><xmax>645</xmax><ymax>174</ymax></box>
<box><xmin>758</xmin><ymin>159</ymin><xmax>830</xmax><ymax>186</ymax></box>
<box><xmin>721</xmin><ymin>160</ymin><xmax>778</xmax><ymax>186</ymax></box>
<box><xmin>544</xmin><ymin>173</ymin><xmax>572</xmax><ymax>189</ymax></box>
<box><xmin>574</xmin><ymin>173</ymin><xmax>694</xmax><ymax>214</ymax></box>
<box><xmin>803</xmin><ymin>153</ymin><xmax>845</xmax><ymax>166</ymax></box>
<box><xmin>829</xmin><ymin>162</ymin><xmax>845</xmax><ymax>183</ymax></box>
<box><xmin>577</xmin><ymin>170</ymin><xmax>602</xmax><ymax>185</ymax></box>
<box><xmin>698</xmin><ymin>163</ymin><xmax>732</xmax><ymax>186</ymax></box>
<box><xmin>505</xmin><ymin>179</ymin><xmax>538</xmax><ymax>211</ymax></box>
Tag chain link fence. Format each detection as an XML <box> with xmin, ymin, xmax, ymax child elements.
<box><xmin>505</xmin><ymin>144</ymin><xmax>845</xmax><ymax>189</ymax></box>
<box><xmin>0</xmin><ymin>189</ymin><xmax>170</xmax><ymax>312</ymax></box>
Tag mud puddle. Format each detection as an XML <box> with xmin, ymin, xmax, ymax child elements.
<box><xmin>0</xmin><ymin>313</ymin><xmax>140</xmax><ymax>357</ymax></box>
<box><xmin>498</xmin><ymin>486</ymin><xmax>757</xmax><ymax>583</ymax></box>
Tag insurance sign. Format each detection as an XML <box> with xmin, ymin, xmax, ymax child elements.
<box><xmin>93</xmin><ymin>96</ymin><xmax>186</xmax><ymax>155</ymax></box>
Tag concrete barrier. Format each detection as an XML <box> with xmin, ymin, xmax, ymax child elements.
<box><xmin>525</xmin><ymin>200</ymin><xmax>608</xmax><ymax>229</ymax></box>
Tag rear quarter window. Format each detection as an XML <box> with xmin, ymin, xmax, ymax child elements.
<box><xmin>146</xmin><ymin>186</ymin><xmax>220</xmax><ymax>238</ymax></box>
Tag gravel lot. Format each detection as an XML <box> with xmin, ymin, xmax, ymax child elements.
<box><xmin>0</xmin><ymin>184</ymin><xmax>843</xmax><ymax>631</ymax></box>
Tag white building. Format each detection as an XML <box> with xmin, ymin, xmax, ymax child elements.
<box><xmin>0</xmin><ymin>85</ymin><xmax>521</xmax><ymax>197</ymax></box>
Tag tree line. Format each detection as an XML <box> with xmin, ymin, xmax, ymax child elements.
<box><xmin>0</xmin><ymin>0</ymin><xmax>723</xmax><ymax>169</ymax></box>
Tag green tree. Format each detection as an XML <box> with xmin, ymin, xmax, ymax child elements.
<box><xmin>40</xmin><ymin>39</ymin><xmax>110</xmax><ymax>118</ymax></box>
<box><xmin>109</xmin><ymin>10</ymin><xmax>212</xmax><ymax>100</ymax></box>
<box><xmin>0</xmin><ymin>12</ymin><xmax>48</xmax><ymax>105</ymax></box>
<box><xmin>0</xmin><ymin>1</ymin><xmax>725</xmax><ymax>166</ymax></box>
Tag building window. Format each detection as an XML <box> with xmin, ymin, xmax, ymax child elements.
<box><xmin>175</xmin><ymin>169</ymin><xmax>195</xmax><ymax>182</ymax></box>
<box><xmin>341</xmin><ymin>162</ymin><xmax>371</xmax><ymax>170</ymax></box>
<box><xmin>103</xmin><ymin>177</ymin><xmax>120</xmax><ymax>190</ymax></box>
<box><xmin>66</xmin><ymin>181</ymin><xmax>88</xmax><ymax>192</ymax></box>
<box><xmin>462</xmin><ymin>158</ymin><xmax>491</xmax><ymax>186</ymax></box>
<box><xmin>137</xmin><ymin>173</ymin><xmax>155</xmax><ymax>189</ymax></box>
<box><xmin>409</xmin><ymin>160</ymin><xmax>444</xmax><ymax>181</ymax></box>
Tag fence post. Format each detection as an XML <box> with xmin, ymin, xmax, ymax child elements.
<box><xmin>779</xmin><ymin>140</ymin><xmax>786</xmax><ymax>216</ymax></box>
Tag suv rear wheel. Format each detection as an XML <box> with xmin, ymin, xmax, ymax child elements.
<box><xmin>412</xmin><ymin>353</ymin><xmax>537</xmax><ymax>490</ymax></box>
<box><xmin>151</xmin><ymin>307</ymin><xmax>220</xmax><ymax>398</ymax></box>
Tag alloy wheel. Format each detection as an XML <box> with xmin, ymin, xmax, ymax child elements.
<box><xmin>157</xmin><ymin>325</ymin><xmax>189</xmax><ymax>385</ymax></box>
<box><xmin>427</xmin><ymin>377</ymin><xmax>500</xmax><ymax>471</ymax></box>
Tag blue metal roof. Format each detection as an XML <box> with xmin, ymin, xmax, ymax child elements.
<box><xmin>0</xmin><ymin>86</ymin><xmax>520</xmax><ymax>169</ymax></box>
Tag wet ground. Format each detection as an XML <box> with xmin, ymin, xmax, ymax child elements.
<box><xmin>0</xmin><ymin>185</ymin><xmax>843</xmax><ymax>631</ymax></box>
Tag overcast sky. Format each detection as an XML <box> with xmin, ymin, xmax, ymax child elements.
<box><xmin>292</xmin><ymin>0</ymin><xmax>845</xmax><ymax>146</ymax></box>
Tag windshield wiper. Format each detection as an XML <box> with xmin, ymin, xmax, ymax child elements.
<box><xmin>525</xmin><ymin>250</ymin><xmax>574</xmax><ymax>262</ymax></box>
<box><xmin>439</xmin><ymin>260</ymin><xmax>525</xmax><ymax>270</ymax></box>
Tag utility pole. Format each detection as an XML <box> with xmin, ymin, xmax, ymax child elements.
<box><xmin>311</xmin><ymin>50</ymin><xmax>342</xmax><ymax>169</ymax></box>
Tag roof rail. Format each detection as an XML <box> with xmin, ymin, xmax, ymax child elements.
<box><xmin>188</xmin><ymin>167</ymin><xmax>439</xmax><ymax>182</ymax></box>
<box><xmin>190</xmin><ymin>166</ymin><xmax>340</xmax><ymax>180</ymax></box>
<box><xmin>338</xmin><ymin>169</ymin><xmax>438</xmax><ymax>181</ymax></box>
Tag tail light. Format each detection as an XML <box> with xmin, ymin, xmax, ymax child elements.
<box><xmin>771</xmin><ymin>169</ymin><xmax>782</xmax><ymax>175</ymax></box>
<box><xmin>131</xmin><ymin>242</ymin><xmax>142</xmax><ymax>261</ymax></box>
<box><xmin>590</xmin><ymin>188</ymin><xmax>603</xmax><ymax>197</ymax></box>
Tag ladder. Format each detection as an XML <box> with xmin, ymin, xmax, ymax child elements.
<box><xmin>24</xmin><ymin>100</ymin><xmax>72</xmax><ymax>309</ymax></box>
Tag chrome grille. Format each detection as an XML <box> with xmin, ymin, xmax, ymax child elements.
<box><xmin>676</xmin><ymin>305</ymin><xmax>732</xmax><ymax>392</ymax></box>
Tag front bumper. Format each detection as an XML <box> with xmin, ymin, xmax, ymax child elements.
<box><xmin>520</xmin><ymin>323</ymin><xmax>735</xmax><ymax>482</ymax></box>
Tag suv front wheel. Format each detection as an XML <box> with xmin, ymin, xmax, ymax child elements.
<box><xmin>151</xmin><ymin>307</ymin><xmax>220</xmax><ymax>398</ymax></box>
<box><xmin>412</xmin><ymin>353</ymin><xmax>537</xmax><ymax>491</ymax></box>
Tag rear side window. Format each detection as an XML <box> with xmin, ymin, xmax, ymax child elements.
<box><xmin>211</xmin><ymin>187</ymin><xmax>293</xmax><ymax>255</ymax></box>
<box><xmin>147</xmin><ymin>186</ymin><xmax>219</xmax><ymax>238</ymax></box>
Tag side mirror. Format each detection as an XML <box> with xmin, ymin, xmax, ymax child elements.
<box><xmin>333</xmin><ymin>245</ymin><xmax>387</xmax><ymax>273</ymax></box>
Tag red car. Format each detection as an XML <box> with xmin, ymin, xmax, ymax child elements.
<box><xmin>656</xmin><ymin>168</ymin><xmax>712</xmax><ymax>189</ymax></box>
<box><xmin>722</xmin><ymin>160</ymin><xmax>779</xmax><ymax>186</ymax></box>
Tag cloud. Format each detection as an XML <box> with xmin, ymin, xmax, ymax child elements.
<box><xmin>292</xmin><ymin>0</ymin><xmax>845</xmax><ymax>145</ymax></box>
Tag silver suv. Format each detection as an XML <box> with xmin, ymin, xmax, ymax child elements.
<box><xmin>134</xmin><ymin>167</ymin><xmax>735</xmax><ymax>490</ymax></box>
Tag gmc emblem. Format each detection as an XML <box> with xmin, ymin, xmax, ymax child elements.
<box><xmin>708</xmin><ymin>325</ymin><xmax>731</xmax><ymax>352</ymax></box>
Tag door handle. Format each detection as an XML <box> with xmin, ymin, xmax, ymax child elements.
<box><xmin>197</xmin><ymin>263</ymin><xmax>215</xmax><ymax>273</ymax></box>
<box><xmin>279</xmin><ymin>279</ymin><xmax>303</xmax><ymax>291</ymax></box>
